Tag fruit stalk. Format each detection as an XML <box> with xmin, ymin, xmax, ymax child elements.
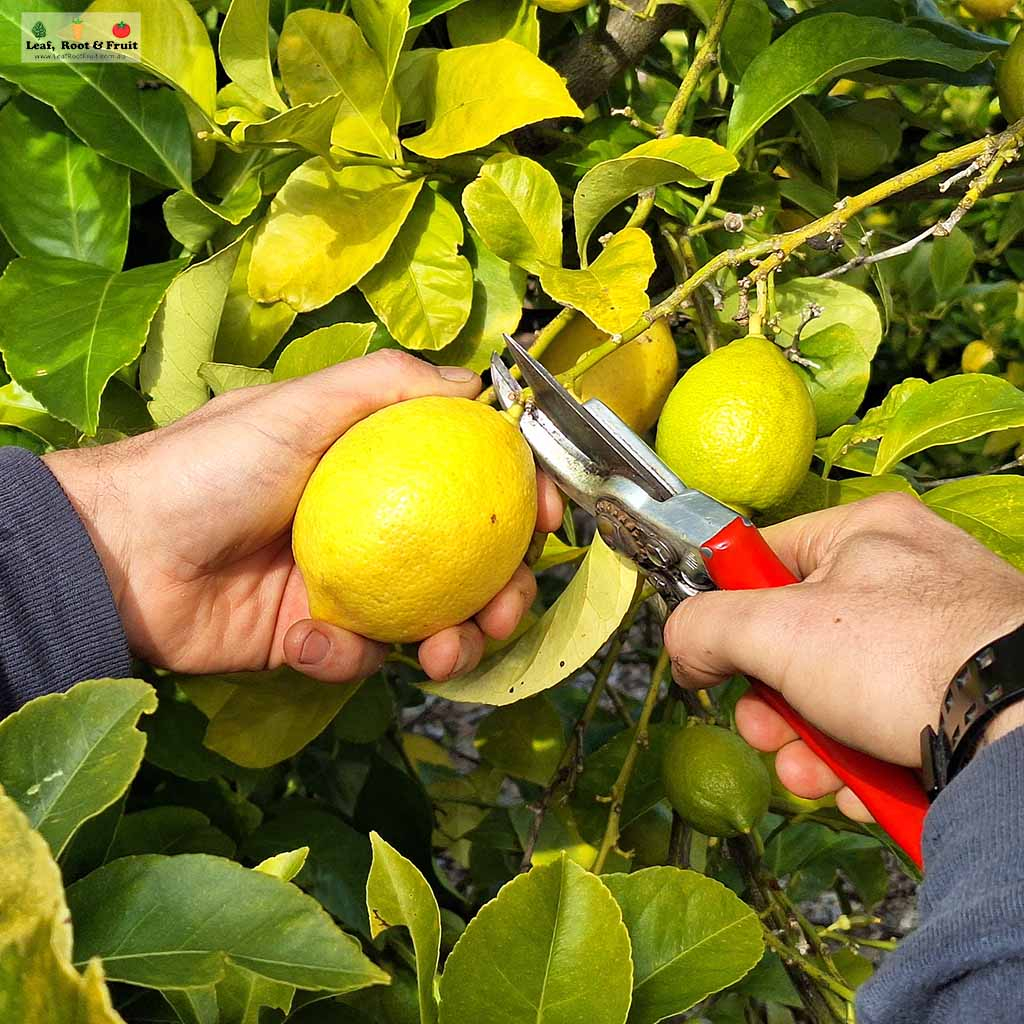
<box><xmin>591</xmin><ymin>646</ymin><xmax>671</xmax><ymax>874</ymax></box>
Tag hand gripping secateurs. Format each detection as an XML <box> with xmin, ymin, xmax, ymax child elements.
<box><xmin>491</xmin><ymin>334</ymin><xmax>929</xmax><ymax>868</ymax></box>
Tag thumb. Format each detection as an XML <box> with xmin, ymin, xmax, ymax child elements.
<box><xmin>663</xmin><ymin>585</ymin><xmax>805</xmax><ymax>690</ymax></box>
<box><xmin>275</xmin><ymin>349</ymin><xmax>482</xmax><ymax>452</ymax></box>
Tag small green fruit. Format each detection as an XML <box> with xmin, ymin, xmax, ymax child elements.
<box><xmin>999</xmin><ymin>30</ymin><xmax>1024</xmax><ymax>125</ymax></box>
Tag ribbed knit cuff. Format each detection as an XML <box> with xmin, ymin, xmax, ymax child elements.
<box><xmin>0</xmin><ymin>446</ymin><xmax>131</xmax><ymax>716</ymax></box>
<box><xmin>858</xmin><ymin>726</ymin><xmax>1024</xmax><ymax>1022</ymax></box>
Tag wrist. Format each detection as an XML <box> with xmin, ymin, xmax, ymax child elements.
<box><xmin>43</xmin><ymin>447</ymin><xmax>134</xmax><ymax>623</ymax></box>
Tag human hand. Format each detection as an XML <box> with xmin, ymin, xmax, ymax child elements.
<box><xmin>45</xmin><ymin>351</ymin><xmax>562</xmax><ymax>684</ymax></box>
<box><xmin>664</xmin><ymin>493</ymin><xmax>1024</xmax><ymax>820</ymax></box>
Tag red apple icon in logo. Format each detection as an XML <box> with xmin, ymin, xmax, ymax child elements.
<box><xmin>112</xmin><ymin>21</ymin><xmax>130</xmax><ymax>38</ymax></box>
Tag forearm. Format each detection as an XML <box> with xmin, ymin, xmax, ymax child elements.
<box><xmin>857</xmin><ymin>721</ymin><xmax>1024</xmax><ymax>1023</ymax></box>
<box><xmin>0</xmin><ymin>447</ymin><xmax>131</xmax><ymax>716</ymax></box>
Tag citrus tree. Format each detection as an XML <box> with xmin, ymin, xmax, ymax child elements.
<box><xmin>1</xmin><ymin>0</ymin><xmax>1024</xmax><ymax>1022</ymax></box>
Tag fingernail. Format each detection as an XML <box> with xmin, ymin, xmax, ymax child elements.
<box><xmin>449</xmin><ymin>647</ymin><xmax>473</xmax><ymax>679</ymax></box>
<box><xmin>299</xmin><ymin>629</ymin><xmax>330</xmax><ymax>665</ymax></box>
<box><xmin>438</xmin><ymin>366</ymin><xmax>477</xmax><ymax>382</ymax></box>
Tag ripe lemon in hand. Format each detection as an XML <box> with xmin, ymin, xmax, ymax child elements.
<box><xmin>541</xmin><ymin>317</ymin><xmax>679</xmax><ymax>434</ymax></box>
<box><xmin>662</xmin><ymin>724</ymin><xmax>771</xmax><ymax>837</ymax></box>
<box><xmin>654</xmin><ymin>335</ymin><xmax>816</xmax><ymax>513</ymax></box>
<box><xmin>293</xmin><ymin>396</ymin><xmax>537</xmax><ymax>643</ymax></box>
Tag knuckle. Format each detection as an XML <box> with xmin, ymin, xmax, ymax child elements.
<box><xmin>363</xmin><ymin>348</ymin><xmax>421</xmax><ymax>374</ymax></box>
<box><xmin>858</xmin><ymin>491</ymin><xmax>922</xmax><ymax>524</ymax></box>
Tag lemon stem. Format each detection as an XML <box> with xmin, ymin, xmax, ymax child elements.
<box><xmin>591</xmin><ymin>646</ymin><xmax>671</xmax><ymax>874</ymax></box>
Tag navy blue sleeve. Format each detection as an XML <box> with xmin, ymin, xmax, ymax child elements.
<box><xmin>0</xmin><ymin>446</ymin><xmax>131</xmax><ymax>716</ymax></box>
<box><xmin>858</xmin><ymin>726</ymin><xmax>1024</xmax><ymax>1022</ymax></box>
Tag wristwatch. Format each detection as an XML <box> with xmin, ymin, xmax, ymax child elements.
<box><xmin>920</xmin><ymin>623</ymin><xmax>1024</xmax><ymax>799</ymax></box>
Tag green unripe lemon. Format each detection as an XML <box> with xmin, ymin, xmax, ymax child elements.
<box><xmin>999</xmin><ymin>30</ymin><xmax>1024</xmax><ymax>125</ymax></box>
<box><xmin>654</xmin><ymin>335</ymin><xmax>816</xmax><ymax>513</ymax></box>
<box><xmin>620</xmin><ymin>803</ymin><xmax>673</xmax><ymax>868</ymax></box>
<box><xmin>826</xmin><ymin>101</ymin><xmax>902</xmax><ymax>181</ymax></box>
<box><xmin>761</xmin><ymin>753</ymin><xmax>836</xmax><ymax>816</ymax></box>
<box><xmin>662</xmin><ymin>724</ymin><xmax>771</xmax><ymax>837</ymax></box>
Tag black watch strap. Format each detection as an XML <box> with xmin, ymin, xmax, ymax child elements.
<box><xmin>920</xmin><ymin>623</ymin><xmax>1024</xmax><ymax>799</ymax></box>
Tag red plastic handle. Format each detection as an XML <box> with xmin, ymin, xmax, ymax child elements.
<box><xmin>702</xmin><ymin>517</ymin><xmax>928</xmax><ymax>868</ymax></box>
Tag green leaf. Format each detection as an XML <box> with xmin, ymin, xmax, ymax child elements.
<box><xmin>448</xmin><ymin>0</ymin><xmax>539</xmax><ymax>53</ymax></box>
<box><xmin>162</xmin><ymin>179</ymin><xmax>263</xmax><ymax>252</ymax></box>
<box><xmin>791</xmin><ymin>98</ymin><xmax>837</xmax><ymax>196</ymax></box>
<box><xmin>237</xmin><ymin>94</ymin><xmax>343</xmax><ymax>159</ymax></box>
<box><xmin>277</xmin><ymin>10</ymin><xmax>395</xmax><ymax>158</ymax></box>
<box><xmin>409</xmin><ymin>0</ymin><xmax>472</xmax><ymax>27</ymax></box>
<box><xmin>220</xmin><ymin>0</ymin><xmax>286</xmax><ymax>114</ymax></box>
<box><xmin>574</xmin><ymin>137</ymin><xmax>738</xmax><ymax>262</ymax></box>
<box><xmin>199</xmin><ymin>363</ymin><xmax>274</xmax><ymax>395</ymax></box>
<box><xmin>605</xmin><ymin>867</ymin><xmax>764</xmax><ymax>1023</ymax></box>
<box><xmin>571</xmin><ymin>726</ymin><xmax>672</xmax><ymax>844</ymax></box>
<box><xmin>462</xmin><ymin>153</ymin><xmax>564</xmax><ymax>275</ymax></box>
<box><xmin>438</xmin><ymin>856</ymin><xmax>632</xmax><ymax>1024</ymax></box>
<box><xmin>836</xmin><ymin>473</ymin><xmax>916</xmax><ymax>503</ymax></box>
<box><xmin>924</xmin><ymin>476</ymin><xmax>1024</xmax><ymax>570</ymax></box>
<box><xmin>0</xmin><ymin>679</ymin><xmax>157</xmax><ymax>858</ymax></box>
<box><xmin>395</xmin><ymin>48</ymin><xmax>439</xmax><ymax>124</ymax></box>
<box><xmin>256</xmin><ymin>847</ymin><xmax>310</xmax><ymax>881</ymax></box>
<box><xmin>794</xmin><ymin>324</ymin><xmax>871</xmax><ymax>436</ymax></box>
<box><xmin>540</xmin><ymin>228</ymin><xmax>656</xmax><ymax>335</ymax></box>
<box><xmin>273</xmin><ymin>322</ymin><xmax>376</xmax><ymax>381</ymax></box>
<box><xmin>180</xmin><ymin>667</ymin><xmax>363</xmax><ymax>769</ymax></box>
<box><xmin>727</xmin><ymin>14</ymin><xmax>990</xmax><ymax>151</ymax></box>
<box><xmin>930</xmin><ymin>227</ymin><xmax>975</xmax><ymax>298</ymax></box>
<box><xmin>431</xmin><ymin>228</ymin><xmax>526</xmax><ymax>372</ymax></box>
<box><xmin>533</xmin><ymin>534</ymin><xmax>587</xmax><ymax>573</ymax></box>
<box><xmin>107</xmin><ymin>807</ymin><xmax>235</xmax><ymax>860</ymax></box>
<box><xmin>244</xmin><ymin>805</ymin><xmax>373</xmax><ymax>935</ymax></box>
<box><xmin>473</xmin><ymin>696</ymin><xmax>565</xmax><ymax>785</ymax></box>
<box><xmin>367</xmin><ymin>833</ymin><xmax>441</xmax><ymax>1024</ymax></box>
<box><xmin>769</xmin><ymin>277</ymin><xmax>883</xmax><ymax>360</ymax></box>
<box><xmin>0</xmin><ymin>256</ymin><xmax>185</xmax><ymax>434</ymax></box>
<box><xmin>68</xmin><ymin>854</ymin><xmax>390</xmax><ymax>992</ymax></box>
<box><xmin>216</xmin><ymin>965</ymin><xmax>294</xmax><ymax>1024</ymax></box>
<box><xmin>215</xmin><ymin>235</ymin><xmax>297</xmax><ymax>366</ymax></box>
<box><xmin>140</xmin><ymin>237</ymin><xmax>245</xmax><ymax>426</ymax></box>
<box><xmin>423</xmin><ymin>535</ymin><xmax>638</xmax><ymax>705</ymax></box>
<box><xmin>875</xmin><ymin>374</ymin><xmax>1024</xmax><ymax>474</ymax></box>
<box><xmin>0</xmin><ymin>57</ymin><xmax>193</xmax><ymax>191</ymax></box>
<box><xmin>87</xmin><ymin>0</ymin><xmax>217</xmax><ymax>117</ymax></box>
<box><xmin>359</xmin><ymin>190</ymin><xmax>473</xmax><ymax>350</ymax></box>
<box><xmin>350</xmin><ymin>0</ymin><xmax>409</xmax><ymax>136</ymax></box>
<box><xmin>0</xmin><ymin>95</ymin><xmax>129</xmax><ymax>271</ymax></box>
<box><xmin>248</xmin><ymin>158</ymin><xmax>423</xmax><ymax>312</ymax></box>
<box><xmin>405</xmin><ymin>40</ymin><xmax>582</xmax><ymax>159</ymax></box>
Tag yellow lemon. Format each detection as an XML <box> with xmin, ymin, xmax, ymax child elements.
<box><xmin>534</xmin><ymin>0</ymin><xmax>589</xmax><ymax>11</ymax></box>
<box><xmin>962</xmin><ymin>340</ymin><xmax>998</xmax><ymax>373</ymax></box>
<box><xmin>655</xmin><ymin>335</ymin><xmax>816</xmax><ymax>513</ymax></box>
<box><xmin>962</xmin><ymin>0</ymin><xmax>1015</xmax><ymax>19</ymax></box>
<box><xmin>541</xmin><ymin>317</ymin><xmax>679</xmax><ymax>434</ymax></box>
<box><xmin>662</xmin><ymin>724</ymin><xmax>771</xmax><ymax>837</ymax></box>
<box><xmin>293</xmin><ymin>396</ymin><xmax>536</xmax><ymax>643</ymax></box>
<box><xmin>999</xmin><ymin>29</ymin><xmax>1024</xmax><ymax>123</ymax></box>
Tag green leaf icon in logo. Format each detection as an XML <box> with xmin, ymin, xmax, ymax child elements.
<box><xmin>31</xmin><ymin>21</ymin><xmax>46</xmax><ymax>39</ymax></box>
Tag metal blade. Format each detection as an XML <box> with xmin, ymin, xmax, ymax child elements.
<box><xmin>502</xmin><ymin>334</ymin><xmax>674</xmax><ymax>500</ymax></box>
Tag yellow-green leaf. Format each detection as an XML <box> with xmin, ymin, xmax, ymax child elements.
<box><xmin>140</xmin><ymin>236</ymin><xmax>244</xmax><ymax>426</ymax></box>
<box><xmin>474</xmin><ymin>696</ymin><xmax>564</xmax><ymax>785</ymax></box>
<box><xmin>272</xmin><ymin>322</ymin><xmax>376</xmax><ymax>381</ymax></box>
<box><xmin>87</xmin><ymin>0</ymin><xmax>217</xmax><ymax>117</ymax></box>
<box><xmin>447</xmin><ymin>0</ymin><xmax>539</xmax><ymax>53</ymax></box>
<box><xmin>395</xmin><ymin>49</ymin><xmax>439</xmax><ymax>125</ymax></box>
<box><xmin>366</xmin><ymin>833</ymin><xmax>441</xmax><ymax>1024</ymax></box>
<box><xmin>180</xmin><ymin>668</ymin><xmax>364</xmax><ymax>769</ymax></box>
<box><xmin>277</xmin><ymin>10</ymin><xmax>395</xmax><ymax>158</ymax></box>
<box><xmin>255</xmin><ymin>847</ymin><xmax>310</xmax><ymax>882</ymax></box>
<box><xmin>220</xmin><ymin>0</ymin><xmax>286</xmax><ymax>114</ymax></box>
<box><xmin>359</xmin><ymin>190</ymin><xmax>472</xmax><ymax>350</ymax></box>
<box><xmin>539</xmin><ymin>228</ymin><xmax>655</xmax><ymax>335</ymax></box>
<box><xmin>423</xmin><ymin>534</ymin><xmax>638</xmax><ymax>705</ymax></box>
<box><xmin>924</xmin><ymin>476</ymin><xmax>1024</xmax><ymax>571</ymax></box>
<box><xmin>875</xmin><ymin>375</ymin><xmax>1024</xmax><ymax>474</ymax></box>
<box><xmin>431</xmin><ymin>228</ymin><xmax>526</xmax><ymax>372</ymax></box>
<box><xmin>405</xmin><ymin>40</ymin><xmax>582</xmax><ymax>159</ymax></box>
<box><xmin>198</xmin><ymin>363</ymin><xmax>273</xmax><ymax>395</ymax></box>
<box><xmin>248</xmin><ymin>158</ymin><xmax>423</xmax><ymax>311</ymax></box>
<box><xmin>350</xmin><ymin>0</ymin><xmax>409</xmax><ymax>136</ymax></box>
<box><xmin>574</xmin><ymin>136</ymin><xmax>738</xmax><ymax>263</ymax></box>
<box><xmin>462</xmin><ymin>153</ymin><xmax>563</xmax><ymax>275</ymax></box>
<box><xmin>237</xmin><ymin>94</ymin><xmax>342</xmax><ymax>160</ymax></box>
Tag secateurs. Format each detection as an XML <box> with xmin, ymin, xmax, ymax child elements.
<box><xmin>491</xmin><ymin>334</ymin><xmax>930</xmax><ymax>868</ymax></box>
